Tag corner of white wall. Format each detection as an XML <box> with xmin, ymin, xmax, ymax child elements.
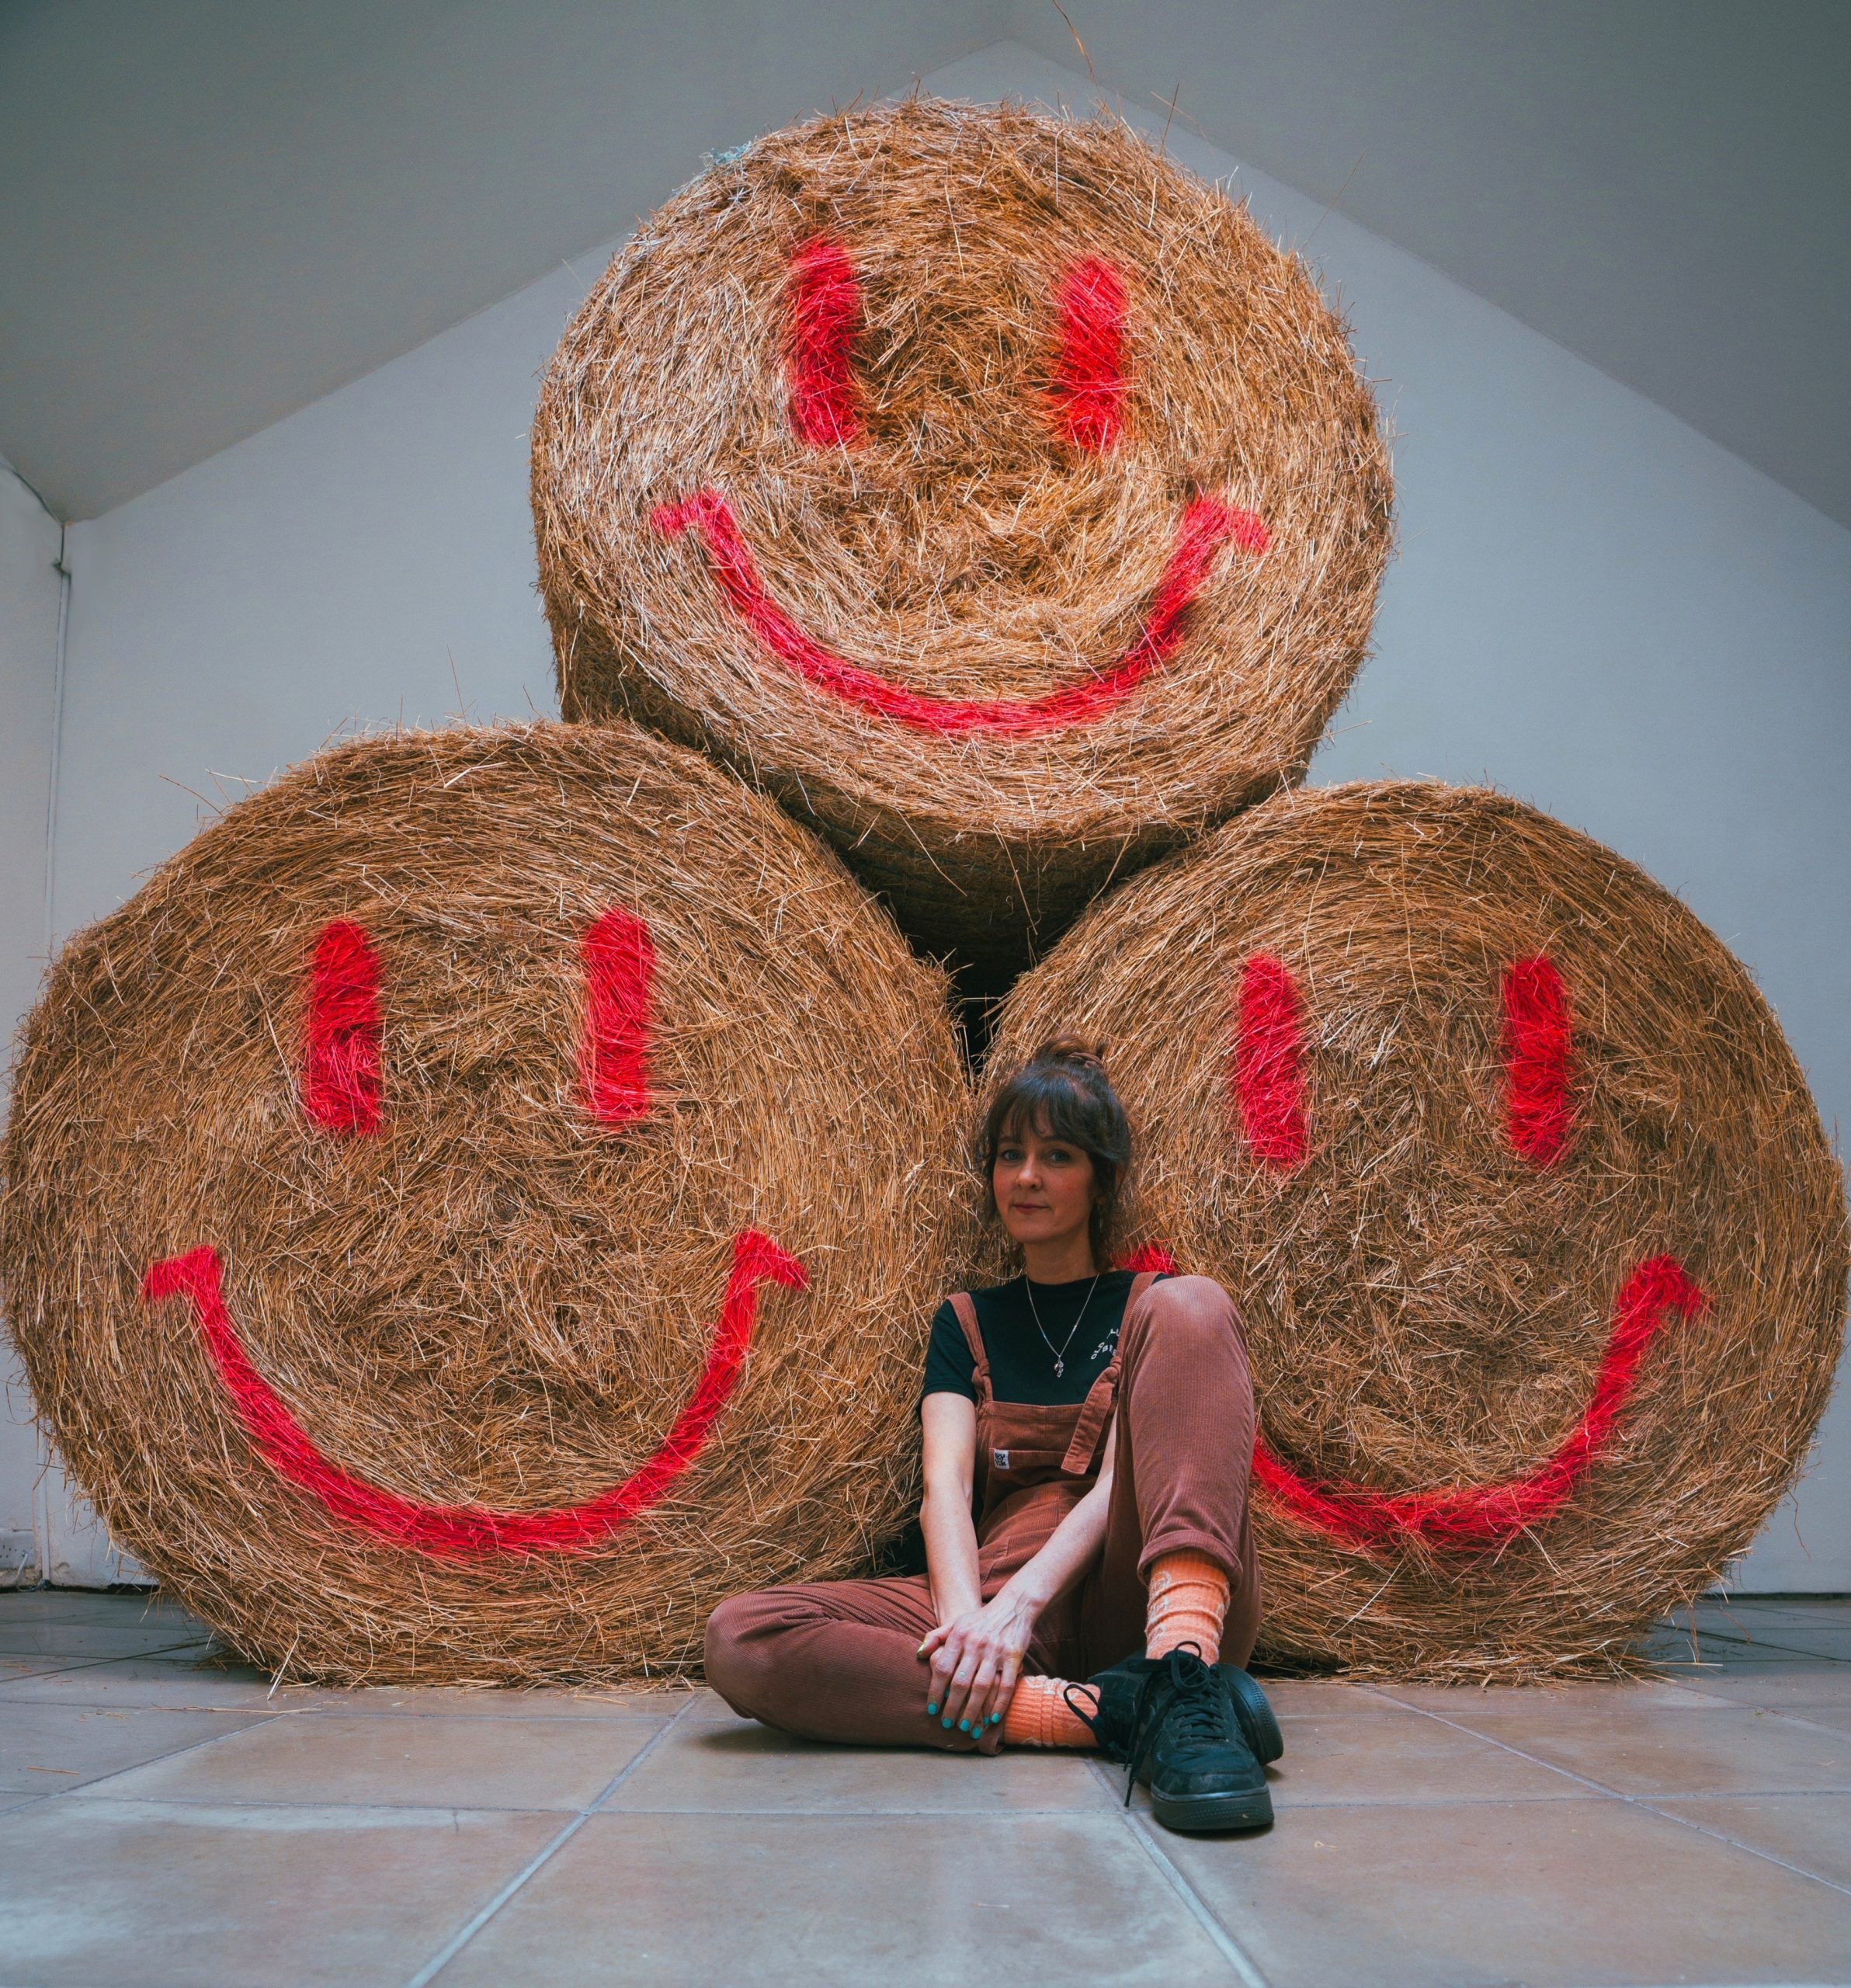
<box><xmin>0</xmin><ymin>459</ymin><xmax>65</xmax><ymax>1585</ymax></box>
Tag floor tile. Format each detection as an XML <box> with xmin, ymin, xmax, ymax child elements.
<box><xmin>1693</xmin><ymin>1590</ymin><xmax>1851</xmax><ymax>1621</ymax></box>
<box><xmin>0</xmin><ymin>1614</ymin><xmax>216</xmax><ymax>1660</ymax></box>
<box><xmin>605</xmin><ymin>1701</ymin><xmax>1114</xmax><ymax>1814</ymax></box>
<box><xmin>1262</xmin><ymin>1679</ymin><xmax>1404</xmax><ymax>1715</ymax></box>
<box><xmin>0</xmin><ymin>1588</ymin><xmax>164</xmax><ymax>1621</ymax></box>
<box><xmin>1703</xmin><ymin>1622</ymin><xmax>1851</xmax><ymax>1662</ymax></box>
<box><xmin>1422</xmin><ymin>1699</ymin><xmax>1851</xmax><ymax>1797</ymax></box>
<box><xmin>1380</xmin><ymin>1677</ymin><xmax>1719</xmax><ymax>1716</ymax></box>
<box><xmin>1691</xmin><ymin>1597</ymin><xmax>1851</xmax><ymax>1630</ymax></box>
<box><xmin>0</xmin><ymin>1701</ymin><xmax>276</xmax><ymax>1795</ymax></box>
<box><xmin>1162</xmin><ymin>1795</ymin><xmax>1851</xmax><ymax>1988</ymax></box>
<box><xmin>1640</xmin><ymin>1624</ymin><xmax>1828</xmax><ymax>1667</ymax></box>
<box><xmin>0</xmin><ymin>1651</ymin><xmax>92</xmax><ymax>1684</ymax></box>
<box><xmin>1768</xmin><ymin>1703</ymin><xmax>1851</xmax><ymax>1737</ymax></box>
<box><xmin>0</xmin><ymin>1793</ymin><xmax>561</xmax><ymax>1988</ymax></box>
<box><xmin>1256</xmin><ymin>1708</ymin><xmax>1585</xmax><ymax>1809</ymax></box>
<box><xmin>0</xmin><ymin>1654</ymin><xmax>341</xmax><ymax>1710</ymax></box>
<box><xmin>1648</xmin><ymin>1641</ymin><xmax>1827</xmax><ymax>1670</ymax></box>
<box><xmin>327</xmin><ymin>1682</ymin><xmax>696</xmax><ymax>1720</ymax></box>
<box><xmin>82</xmin><ymin>1707</ymin><xmax>674</xmax><ymax>1812</ymax></box>
<box><xmin>1668</xmin><ymin>1663</ymin><xmax>1851</xmax><ymax>1711</ymax></box>
<box><xmin>1648</xmin><ymin>1790</ymin><xmax>1851</xmax><ymax>1889</ymax></box>
<box><xmin>436</xmin><ymin>1811</ymin><xmax>1240</xmax><ymax>1987</ymax></box>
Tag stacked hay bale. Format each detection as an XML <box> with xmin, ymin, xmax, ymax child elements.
<box><xmin>984</xmin><ymin>784</ymin><xmax>1849</xmax><ymax>1678</ymax></box>
<box><xmin>0</xmin><ymin>725</ymin><xmax>972</xmax><ymax>1683</ymax></box>
<box><xmin>533</xmin><ymin>97</ymin><xmax>1392</xmax><ymax>989</ymax></box>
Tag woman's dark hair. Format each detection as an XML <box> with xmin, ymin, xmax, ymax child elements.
<box><xmin>980</xmin><ymin>1035</ymin><xmax>1133</xmax><ymax>1263</ymax></box>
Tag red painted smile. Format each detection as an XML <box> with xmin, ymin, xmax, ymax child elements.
<box><xmin>1252</xmin><ymin>1256</ymin><xmax>1706</xmax><ymax>1548</ymax></box>
<box><xmin>1130</xmin><ymin>1242</ymin><xmax>1706</xmax><ymax>1550</ymax></box>
<box><xmin>143</xmin><ymin>1232</ymin><xmax>807</xmax><ymax>1561</ymax></box>
<box><xmin>652</xmin><ymin>488</ymin><xmax>1269</xmax><ymax>736</ymax></box>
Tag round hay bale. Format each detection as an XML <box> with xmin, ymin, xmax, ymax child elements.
<box><xmin>985</xmin><ymin>782</ymin><xmax>1848</xmax><ymax>1680</ymax></box>
<box><xmin>533</xmin><ymin>97</ymin><xmax>1393</xmax><ymax>987</ymax></box>
<box><xmin>0</xmin><ymin>722</ymin><xmax>973</xmax><ymax>1684</ymax></box>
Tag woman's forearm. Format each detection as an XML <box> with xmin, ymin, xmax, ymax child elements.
<box><xmin>1000</xmin><ymin>1475</ymin><xmax>1112</xmax><ymax>1614</ymax></box>
<box><xmin>921</xmin><ymin>1485</ymin><xmax>984</xmax><ymax>1624</ymax></box>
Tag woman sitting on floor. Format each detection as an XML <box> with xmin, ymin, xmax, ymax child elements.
<box><xmin>705</xmin><ymin>1036</ymin><xmax>1281</xmax><ymax>1833</ymax></box>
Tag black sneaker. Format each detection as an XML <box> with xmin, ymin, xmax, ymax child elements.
<box><xmin>1070</xmin><ymin>1647</ymin><xmax>1276</xmax><ymax>1833</ymax></box>
<box><xmin>1075</xmin><ymin>1650</ymin><xmax>1284</xmax><ymax>1767</ymax></box>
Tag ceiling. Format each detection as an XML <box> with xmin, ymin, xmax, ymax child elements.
<box><xmin>2</xmin><ymin>0</ymin><xmax>1846</xmax><ymax>528</ymax></box>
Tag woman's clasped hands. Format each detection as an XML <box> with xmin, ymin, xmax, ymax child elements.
<box><xmin>918</xmin><ymin>1583</ymin><xmax>1040</xmax><ymax>1734</ymax></box>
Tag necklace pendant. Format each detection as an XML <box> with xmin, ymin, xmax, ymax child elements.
<box><xmin>1054</xmin><ymin>1358</ymin><xmax>1064</xmax><ymax>1378</ymax></box>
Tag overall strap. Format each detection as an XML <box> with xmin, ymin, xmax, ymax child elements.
<box><xmin>1058</xmin><ymin>1270</ymin><xmax>1161</xmax><ymax>1474</ymax></box>
<box><xmin>947</xmin><ymin>1292</ymin><xmax>992</xmax><ymax>1399</ymax></box>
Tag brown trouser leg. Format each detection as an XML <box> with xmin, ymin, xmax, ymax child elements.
<box><xmin>704</xmin><ymin>1574</ymin><xmax>1003</xmax><ymax>1752</ymax></box>
<box><xmin>1077</xmin><ymin>1274</ymin><xmax>1262</xmax><ymax>1672</ymax></box>
<box><xmin>704</xmin><ymin>1275</ymin><xmax>1259</xmax><ymax>1746</ymax></box>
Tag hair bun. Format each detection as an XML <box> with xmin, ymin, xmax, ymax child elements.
<box><xmin>1030</xmin><ymin>1033</ymin><xmax>1108</xmax><ymax>1076</ymax></box>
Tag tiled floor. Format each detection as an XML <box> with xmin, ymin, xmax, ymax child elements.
<box><xmin>0</xmin><ymin>1591</ymin><xmax>1848</xmax><ymax>1986</ymax></box>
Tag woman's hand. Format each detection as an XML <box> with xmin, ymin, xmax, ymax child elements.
<box><xmin>919</xmin><ymin>1584</ymin><xmax>1040</xmax><ymax>1733</ymax></box>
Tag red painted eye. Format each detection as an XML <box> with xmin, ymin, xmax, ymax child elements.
<box><xmin>786</xmin><ymin>235</ymin><xmax>862</xmax><ymax>447</ymax></box>
<box><xmin>302</xmin><ymin>921</ymin><xmax>384</xmax><ymax>1135</ymax></box>
<box><xmin>1502</xmin><ymin>955</ymin><xmax>1574</xmax><ymax>1164</ymax></box>
<box><xmin>1231</xmin><ymin>953</ymin><xmax>1308</xmax><ymax>1170</ymax></box>
<box><xmin>1050</xmin><ymin>255</ymin><xmax>1130</xmax><ymax>451</ymax></box>
<box><xmin>581</xmin><ymin>907</ymin><xmax>655</xmax><ymax>1123</ymax></box>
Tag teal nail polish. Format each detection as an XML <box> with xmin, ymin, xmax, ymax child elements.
<box><xmin>941</xmin><ymin>1717</ymin><xmax>953</xmax><ymax>1729</ymax></box>
<box><xmin>957</xmin><ymin>1719</ymin><xmax>970</xmax><ymax>1732</ymax></box>
<box><xmin>991</xmin><ymin>1712</ymin><xmax>1003</xmax><ymax>1724</ymax></box>
<box><xmin>926</xmin><ymin>1702</ymin><xmax>938</xmax><ymax>1715</ymax></box>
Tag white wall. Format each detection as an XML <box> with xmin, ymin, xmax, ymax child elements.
<box><xmin>0</xmin><ymin>462</ymin><xmax>64</xmax><ymax>1584</ymax></box>
<box><xmin>0</xmin><ymin>461</ymin><xmax>148</xmax><ymax>1586</ymax></box>
<box><xmin>30</xmin><ymin>40</ymin><xmax>1851</xmax><ymax>1589</ymax></box>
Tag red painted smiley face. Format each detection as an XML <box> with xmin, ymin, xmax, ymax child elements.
<box><xmin>140</xmin><ymin>909</ymin><xmax>807</xmax><ymax>1559</ymax></box>
<box><xmin>1</xmin><ymin>728</ymin><xmax>970</xmax><ymax>1679</ymax></box>
<box><xmin>536</xmin><ymin>99</ymin><xmax>1391</xmax><ymax>767</ymax></box>
<box><xmin>992</xmin><ymin>784</ymin><xmax>1847</xmax><ymax>1672</ymax></box>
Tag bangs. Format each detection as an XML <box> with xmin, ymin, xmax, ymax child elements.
<box><xmin>995</xmin><ymin>1071</ymin><xmax>1100</xmax><ymax>1151</ymax></box>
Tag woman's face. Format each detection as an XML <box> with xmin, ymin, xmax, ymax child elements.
<box><xmin>992</xmin><ymin>1117</ymin><xmax>1099</xmax><ymax>1260</ymax></box>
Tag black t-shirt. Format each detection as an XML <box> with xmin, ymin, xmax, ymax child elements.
<box><xmin>921</xmin><ymin>1270</ymin><xmax>1164</xmax><ymax>1409</ymax></box>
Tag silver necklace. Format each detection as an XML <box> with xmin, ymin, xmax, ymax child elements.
<box><xmin>1024</xmin><ymin>1270</ymin><xmax>1103</xmax><ymax>1380</ymax></box>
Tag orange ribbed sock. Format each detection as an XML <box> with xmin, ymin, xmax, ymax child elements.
<box><xmin>1000</xmin><ymin>1673</ymin><xmax>1099</xmax><ymax>1747</ymax></box>
<box><xmin>1145</xmin><ymin>1548</ymin><xmax>1229</xmax><ymax>1663</ymax></box>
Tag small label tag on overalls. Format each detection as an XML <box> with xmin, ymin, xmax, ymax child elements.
<box><xmin>992</xmin><ymin>1448</ymin><xmax>1011</xmax><ymax>1471</ymax></box>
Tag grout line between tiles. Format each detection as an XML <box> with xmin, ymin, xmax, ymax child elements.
<box><xmin>1085</xmin><ymin>1757</ymin><xmax>1269</xmax><ymax>1988</ymax></box>
<box><xmin>0</xmin><ymin>1681</ymin><xmax>689</xmax><ymax>1718</ymax></box>
<box><xmin>50</xmin><ymin>1781</ymin><xmax>1849</xmax><ymax>1820</ymax></box>
<box><xmin>1375</xmin><ymin>1691</ymin><xmax>1851</xmax><ymax>1902</ymax></box>
<box><xmin>0</xmin><ymin>1697</ymin><xmax>299</xmax><ymax>1824</ymax></box>
<box><xmin>1630</xmin><ymin>1797</ymin><xmax>1851</xmax><ymax>1901</ymax></box>
<box><xmin>52</xmin><ymin>1788</ymin><xmax>1120</xmax><ymax>1819</ymax></box>
<box><xmin>400</xmin><ymin>1694</ymin><xmax>700</xmax><ymax>1988</ymax></box>
<box><xmin>0</xmin><ymin>1636</ymin><xmax>213</xmax><ymax>1668</ymax></box>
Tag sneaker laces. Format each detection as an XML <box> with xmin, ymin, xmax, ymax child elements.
<box><xmin>1120</xmin><ymin>1646</ymin><xmax>1234</xmax><ymax>1808</ymax></box>
<box><xmin>1061</xmin><ymin>1679</ymin><xmax>1106</xmax><ymax>1747</ymax></box>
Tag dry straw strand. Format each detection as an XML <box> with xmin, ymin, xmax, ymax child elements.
<box><xmin>984</xmin><ymin>782</ymin><xmax>1848</xmax><ymax>1680</ymax></box>
<box><xmin>0</xmin><ymin>722</ymin><xmax>975</xmax><ymax>1684</ymax></box>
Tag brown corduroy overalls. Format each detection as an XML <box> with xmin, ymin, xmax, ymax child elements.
<box><xmin>705</xmin><ymin>1272</ymin><xmax>1261</xmax><ymax>1751</ymax></box>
